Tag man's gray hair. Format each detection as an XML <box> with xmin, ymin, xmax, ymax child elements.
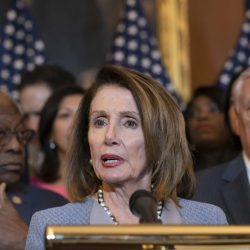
<box><xmin>231</xmin><ymin>68</ymin><xmax>250</xmax><ymax>110</ymax></box>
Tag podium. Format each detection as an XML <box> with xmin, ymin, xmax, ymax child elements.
<box><xmin>46</xmin><ymin>225</ymin><xmax>250</xmax><ymax>250</ymax></box>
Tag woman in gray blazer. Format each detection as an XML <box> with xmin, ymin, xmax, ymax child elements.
<box><xmin>25</xmin><ymin>65</ymin><xmax>227</xmax><ymax>250</ymax></box>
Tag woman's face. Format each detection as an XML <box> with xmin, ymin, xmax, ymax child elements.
<box><xmin>88</xmin><ymin>85</ymin><xmax>149</xmax><ymax>188</ymax></box>
<box><xmin>187</xmin><ymin>96</ymin><xmax>227</xmax><ymax>148</ymax></box>
<box><xmin>51</xmin><ymin>94</ymin><xmax>83</xmax><ymax>154</ymax></box>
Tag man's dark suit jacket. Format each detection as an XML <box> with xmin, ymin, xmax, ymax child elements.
<box><xmin>7</xmin><ymin>183</ymin><xmax>68</xmax><ymax>225</ymax></box>
<box><xmin>193</xmin><ymin>153</ymin><xmax>250</xmax><ymax>224</ymax></box>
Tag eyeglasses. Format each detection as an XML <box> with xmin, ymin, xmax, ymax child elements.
<box><xmin>188</xmin><ymin>104</ymin><xmax>220</xmax><ymax>119</ymax></box>
<box><xmin>0</xmin><ymin>129</ymin><xmax>34</xmax><ymax>147</ymax></box>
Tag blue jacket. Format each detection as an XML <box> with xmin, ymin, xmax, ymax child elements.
<box><xmin>7</xmin><ymin>183</ymin><xmax>68</xmax><ymax>225</ymax></box>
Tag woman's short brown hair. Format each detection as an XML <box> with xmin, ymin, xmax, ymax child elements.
<box><xmin>66</xmin><ymin>65</ymin><xmax>195</xmax><ymax>203</ymax></box>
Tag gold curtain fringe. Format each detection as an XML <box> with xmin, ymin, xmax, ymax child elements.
<box><xmin>157</xmin><ymin>0</ymin><xmax>191</xmax><ymax>102</ymax></box>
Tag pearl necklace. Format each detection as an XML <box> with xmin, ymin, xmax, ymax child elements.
<box><xmin>97</xmin><ymin>187</ymin><xmax>163</xmax><ymax>225</ymax></box>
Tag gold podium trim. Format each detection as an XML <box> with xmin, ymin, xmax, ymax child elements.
<box><xmin>47</xmin><ymin>224</ymin><xmax>250</xmax><ymax>236</ymax></box>
<box><xmin>46</xmin><ymin>225</ymin><xmax>250</xmax><ymax>249</ymax></box>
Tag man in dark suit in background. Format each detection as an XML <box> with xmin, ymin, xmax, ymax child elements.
<box><xmin>0</xmin><ymin>91</ymin><xmax>67</xmax><ymax>249</ymax></box>
<box><xmin>193</xmin><ymin>68</ymin><xmax>250</xmax><ymax>224</ymax></box>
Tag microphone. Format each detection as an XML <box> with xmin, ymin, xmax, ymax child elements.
<box><xmin>129</xmin><ymin>189</ymin><xmax>162</xmax><ymax>224</ymax></box>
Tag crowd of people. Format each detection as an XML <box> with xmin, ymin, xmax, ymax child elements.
<box><xmin>0</xmin><ymin>62</ymin><xmax>249</xmax><ymax>249</ymax></box>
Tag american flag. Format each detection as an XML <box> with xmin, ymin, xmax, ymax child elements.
<box><xmin>107</xmin><ymin>0</ymin><xmax>182</xmax><ymax>106</ymax></box>
<box><xmin>217</xmin><ymin>3</ymin><xmax>250</xmax><ymax>89</ymax></box>
<box><xmin>0</xmin><ymin>0</ymin><xmax>45</xmax><ymax>98</ymax></box>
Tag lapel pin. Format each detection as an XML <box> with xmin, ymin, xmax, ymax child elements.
<box><xmin>11</xmin><ymin>195</ymin><xmax>22</xmax><ymax>205</ymax></box>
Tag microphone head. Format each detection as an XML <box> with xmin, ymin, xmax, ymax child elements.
<box><xmin>129</xmin><ymin>189</ymin><xmax>155</xmax><ymax>213</ymax></box>
<box><xmin>129</xmin><ymin>189</ymin><xmax>161</xmax><ymax>223</ymax></box>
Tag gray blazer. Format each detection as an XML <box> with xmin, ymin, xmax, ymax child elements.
<box><xmin>25</xmin><ymin>197</ymin><xmax>227</xmax><ymax>250</ymax></box>
<box><xmin>193</xmin><ymin>153</ymin><xmax>250</xmax><ymax>224</ymax></box>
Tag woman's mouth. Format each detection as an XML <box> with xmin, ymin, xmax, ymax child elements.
<box><xmin>101</xmin><ymin>154</ymin><xmax>124</xmax><ymax>168</ymax></box>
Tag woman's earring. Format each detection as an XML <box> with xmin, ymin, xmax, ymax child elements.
<box><xmin>49</xmin><ymin>140</ymin><xmax>56</xmax><ymax>150</ymax></box>
<box><xmin>89</xmin><ymin>159</ymin><xmax>93</xmax><ymax>165</ymax></box>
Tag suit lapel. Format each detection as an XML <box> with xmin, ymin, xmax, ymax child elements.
<box><xmin>221</xmin><ymin>154</ymin><xmax>250</xmax><ymax>224</ymax></box>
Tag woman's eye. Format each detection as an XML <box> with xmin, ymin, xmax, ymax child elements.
<box><xmin>124</xmin><ymin>119</ymin><xmax>138</xmax><ymax>129</ymax></box>
<box><xmin>188</xmin><ymin>109</ymin><xmax>198</xmax><ymax>118</ymax></box>
<box><xmin>57</xmin><ymin>112</ymin><xmax>71</xmax><ymax>119</ymax></box>
<box><xmin>208</xmin><ymin>105</ymin><xmax>220</xmax><ymax>113</ymax></box>
<box><xmin>94</xmin><ymin>118</ymin><xmax>107</xmax><ymax>127</ymax></box>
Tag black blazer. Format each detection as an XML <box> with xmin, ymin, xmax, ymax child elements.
<box><xmin>193</xmin><ymin>153</ymin><xmax>250</xmax><ymax>224</ymax></box>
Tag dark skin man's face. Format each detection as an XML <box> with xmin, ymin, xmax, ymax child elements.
<box><xmin>0</xmin><ymin>114</ymin><xmax>25</xmax><ymax>185</ymax></box>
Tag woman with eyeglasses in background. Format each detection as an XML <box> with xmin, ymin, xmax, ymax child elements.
<box><xmin>184</xmin><ymin>86</ymin><xmax>240</xmax><ymax>172</ymax></box>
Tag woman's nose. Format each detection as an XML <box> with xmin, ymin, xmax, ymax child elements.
<box><xmin>104</xmin><ymin>124</ymin><xmax>120</xmax><ymax>145</ymax></box>
<box><xmin>191</xmin><ymin>109</ymin><xmax>209</xmax><ymax>120</ymax></box>
<box><xmin>197</xmin><ymin>110</ymin><xmax>209</xmax><ymax>119</ymax></box>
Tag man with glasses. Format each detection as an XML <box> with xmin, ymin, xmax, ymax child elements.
<box><xmin>193</xmin><ymin>68</ymin><xmax>250</xmax><ymax>224</ymax></box>
<box><xmin>0</xmin><ymin>91</ymin><xmax>67</xmax><ymax>250</ymax></box>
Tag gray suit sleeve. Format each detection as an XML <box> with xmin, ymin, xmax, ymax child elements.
<box><xmin>25</xmin><ymin>212</ymin><xmax>46</xmax><ymax>250</ymax></box>
<box><xmin>213</xmin><ymin>205</ymin><xmax>228</xmax><ymax>224</ymax></box>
